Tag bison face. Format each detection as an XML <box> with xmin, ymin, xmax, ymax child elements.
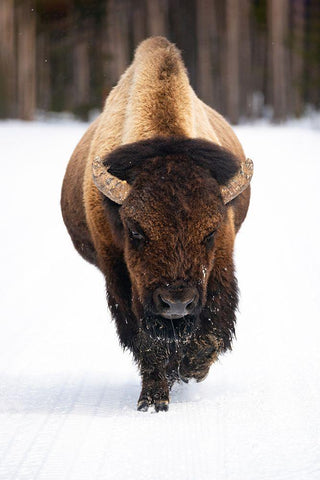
<box><xmin>100</xmin><ymin>137</ymin><xmax>249</xmax><ymax>342</ymax></box>
<box><xmin>120</xmin><ymin>170</ymin><xmax>229</xmax><ymax>342</ymax></box>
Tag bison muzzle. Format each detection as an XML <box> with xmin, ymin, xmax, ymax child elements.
<box><xmin>61</xmin><ymin>37</ymin><xmax>253</xmax><ymax>412</ymax></box>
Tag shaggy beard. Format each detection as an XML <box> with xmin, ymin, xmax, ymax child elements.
<box><xmin>141</xmin><ymin>314</ymin><xmax>200</xmax><ymax>343</ymax></box>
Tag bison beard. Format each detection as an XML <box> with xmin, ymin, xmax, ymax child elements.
<box><xmin>142</xmin><ymin>313</ymin><xmax>199</xmax><ymax>343</ymax></box>
<box><xmin>60</xmin><ymin>37</ymin><xmax>252</xmax><ymax>412</ymax></box>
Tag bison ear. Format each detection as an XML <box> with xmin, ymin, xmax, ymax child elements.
<box><xmin>220</xmin><ymin>158</ymin><xmax>254</xmax><ymax>204</ymax></box>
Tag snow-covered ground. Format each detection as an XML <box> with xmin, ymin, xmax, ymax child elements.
<box><xmin>0</xmin><ymin>120</ymin><xmax>319</xmax><ymax>480</ymax></box>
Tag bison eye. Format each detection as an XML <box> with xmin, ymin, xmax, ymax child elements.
<box><xmin>126</xmin><ymin>220</ymin><xmax>146</xmax><ymax>248</ymax></box>
<box><xmin>203</xmin><ymin>230</ymin><xmax>216</xmax><ymax>249</ymax></box>
<box><xmin>130</xmin><ymin>230</ymin><xmax>144</xmax><ymax>241</ymax></box>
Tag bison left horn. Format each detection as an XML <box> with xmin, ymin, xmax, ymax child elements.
<box><xmin>92</xmin><ymin>155</ymin><xmax>132</xmax><ymax>204</ymax></box>
<box><xmin>220</xmin><ymin>157</ymin><xmax>254</xmax><ymax>204</ymax></box>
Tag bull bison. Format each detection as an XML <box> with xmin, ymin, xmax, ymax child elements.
<box><xmin>61</xmin><ymin>37</ymin><xmax>253</xmax><ymax>412</ymax></box>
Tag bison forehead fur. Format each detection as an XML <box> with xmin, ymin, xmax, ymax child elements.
<box><xmin>61</xmin><ymin>36</ymin><xmax>252</xmax><ymax>412</ymax></box>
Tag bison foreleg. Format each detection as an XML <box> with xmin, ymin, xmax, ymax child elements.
<box><xmin>179</xmin><ymin>334</ymin><xmax>221</xmax><ymax>383</ymax></box>
<box><xmin>137</xmin><ymin>369</ymin><xmax>169</xmax><ymax>412</ymax></box>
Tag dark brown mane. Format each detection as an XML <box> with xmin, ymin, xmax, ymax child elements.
<box><xmin>104</xmin><ymin>136</ymin><xmax>240</xmax><ymax>186</ymax></box>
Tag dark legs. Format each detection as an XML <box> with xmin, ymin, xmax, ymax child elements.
<box><xmin>135</xmin><ymin>335</ymin><xmax>221</xmax><ymax>412</ymax></box>
<box><xmin>137</xmin><ymin>368</ymin><xmax>169</xmax><ymax>412</ymax></box>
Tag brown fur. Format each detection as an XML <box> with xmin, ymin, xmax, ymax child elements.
<box><xmin>61</xmin><ymin>37</ymin><xmax>251</xmax><ymax>412</ymax></box>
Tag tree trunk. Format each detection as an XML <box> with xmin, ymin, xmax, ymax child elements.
<box><xmin>16</xmin><ymin>0</ymin><xmax>36</xmax><ymax>120</ymax></box>
<box><xmin>131</xmin><ymin>0</ymin><xmax>148</xmax><ymax>47</ymax></box>
<box><xmin>291</xmin><ymin>0</ymin><xmax>304</xmax><ymax>117</ymax></box>
<box><xmin>251</xmin><ymin>2</ymin><xmax>268</xmax><ymax>118</ymax></box>
<box><xmin>0</xmin><ymin>0</ymin><xmax>16</xmax><ymax>117</ymax></box>
<box><xmin>226</xmin><ymin>0</ymin><xmax>240</xmax><ymax>123</ymax></box>
<box><xmin>104</xmin><ymin>0</ymin><xmax>131</xmax><ymax>93</ymax></box>
<box><xmin>268</xmin><ymin>0</ymin><xmax>289</xmax><ymax>121</ymax></box>
<box><xmin>305</xmin><ymin>0</ymin><xmax>320</xmax><ymax>109</ymax></box>
<box><xmin>168</xmin><ymin>0</ymin><xmax>197</xmax><ymax>88</ymax></box>
<box><xmin>239</xmin><ymin>0</ymin><xmax>252</xmax><ymax>117</ymax></box>
<box><xmin>147</xmin><ymin>0</ymin><xmax>168</xmax><ymax>37</ymax></box>
<box><xmin>196</xmin><ymin>0</ymin><xmax>216</xmax><ymax>107</ymax></box>
<box><xmin>73</xmin><ymin>28</ymin><xmax>90</xmax><ymax>112</ymax></box>
<box><xmin>37</xmin><ymin>32</ymin><xmax>51</xmax><ymax>113</ymax></box>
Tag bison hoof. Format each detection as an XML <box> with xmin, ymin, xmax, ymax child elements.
<box><xmin>137</xmin><ymin>399</ymin><xmax>150</xmax><ymax>412</ymax></box>
<box><xmin>178</xmin><ymin>365</ymin><xmax>209</xmax><ymax>383</ymax></box>
<box><xmin>137</xmin><ymin>398</ymin><xmax>169</xmax><ymax>413</ymax></box>
<box><xmin>155</xmin><ymin>400</ymin><xmax>169</xmax><ymax>412</ymax></box>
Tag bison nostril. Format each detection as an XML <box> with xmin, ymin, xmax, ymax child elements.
<box><xmin>185</xmin><ymin>296</ymin><xmax>196</xmax><ymax>310</ymax></box>
<box><xmin>159</xmin><ymin>294</ymin><xmax>171</xmax><ymax>310</ymax></box>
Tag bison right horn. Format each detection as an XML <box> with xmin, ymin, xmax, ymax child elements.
<box><xmin>92</xmin><ymin>155</ymin><xmax>132</xmax><ymax>204</ymax></box>
<box><xmin>220</xmin><ymin>157</ymin><xmax>254</xmax><ymax>204</ymax></box>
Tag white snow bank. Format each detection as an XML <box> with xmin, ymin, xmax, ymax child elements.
<box><xmin>0</xmin><ymin>121</ymin><xmax>319</xmax><ymax>480</ymax></box>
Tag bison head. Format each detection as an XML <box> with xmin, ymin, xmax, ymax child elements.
<box><xmin>93</xmin><ymin>137</ymin><xmax>253</xmax><ymax>343</ymax></box>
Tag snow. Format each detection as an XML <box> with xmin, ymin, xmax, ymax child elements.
<box><xmin>0</xmin><ymin>120</ymin><xmax>319</xmax><ymax>479</ymax></box>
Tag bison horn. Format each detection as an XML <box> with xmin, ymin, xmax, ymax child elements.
<box><xmin>220</xmin><ymin>157</ymin><xmax>254</xmax><ymax>204</ymax></box>
<box><xmin>92</xmin><ymin>155</ymin><xmax>132</xmax><ymax>204</ymax></box>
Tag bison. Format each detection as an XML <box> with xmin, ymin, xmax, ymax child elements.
<box><xmin>61</xmin><ymin>37</ymin><xmax>253</xmax><ymax>412</ymax></box>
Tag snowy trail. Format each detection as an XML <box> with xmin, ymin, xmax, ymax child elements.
<box><xmin>0</xmin><ymin>120</ymin><xmax>319</xmax><ymax>479</ymax></box>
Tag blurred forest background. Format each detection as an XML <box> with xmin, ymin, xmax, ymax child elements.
<box><xmin>0</xmin><ymin>0</ymin><xmax>319</xmax><ymax>123</ymax></box>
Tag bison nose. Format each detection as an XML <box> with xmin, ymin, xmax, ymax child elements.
<box><xmin>153</xmin><ymin>287</ymin><xmax>199</xmax><ymax>319</ymax></box>
<box><xmin>160</xmin><ymin>296</ymin><xmax>194</xmax><ymax>318</ymax></box>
